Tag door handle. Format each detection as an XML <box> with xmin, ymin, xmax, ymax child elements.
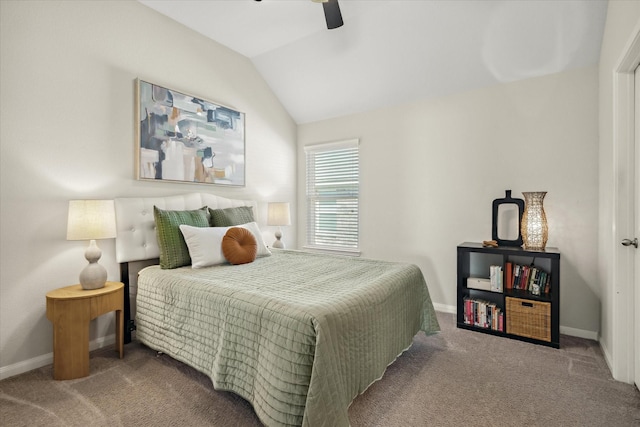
<box><xmin>621</xmin><ymin>238</ymin><xmax>638</xmax><ymax>248</ymax></box>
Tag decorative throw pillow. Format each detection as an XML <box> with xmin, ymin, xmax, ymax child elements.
<box><xmin>154</xmin><ymin>206</ymin><xmax>210</xmax><ymax>269</ymax></box>
<box><xmin>179</xmin><ymin>224</ymin><xmax>229</xmax><ymax>268</ymax></box>
<box><xmin>209</xmin><ymin>206</ymin><xmax>255</xmax><ymax>227</ymax></box>
<box><xmin>222</xmin><ymin>227</ymin><xmax>257</xmax><ymax>265</ymax></box>
<box><xmin>237</xmin><ymin>221</ymin><xmax>271</xmax><ymax>257</ymax></box>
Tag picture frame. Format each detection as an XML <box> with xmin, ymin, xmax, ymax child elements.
<box><xmin>135</xmin><ymin>79</ymin><xmax>245</xmax><ymax>186</ymax></box>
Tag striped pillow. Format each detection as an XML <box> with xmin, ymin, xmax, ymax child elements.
<box><xmin>154</xmin><ymin>206</ymin><xmax>210</xmax><ymax>269</ymax></box>
<box><xmin>209</xmin><ymin>206</ymin><xmax>254</xmax><ymax>227</ymax></box>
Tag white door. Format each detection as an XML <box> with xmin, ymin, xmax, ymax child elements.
<box><xmin>614</xmin><ymin>24</ymin><xmax>640</xmax><ymax>386</ymax></box>
<box><xmin>634</xmin><ymin>64</ymin><xmax>640</xmax><ymax>390</ymax></box>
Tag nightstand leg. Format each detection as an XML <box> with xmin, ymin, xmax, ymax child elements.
<box><xmin>51</xmin><ymin>300</ymin><xmax>90</xmax><ymax>380</ymax></box>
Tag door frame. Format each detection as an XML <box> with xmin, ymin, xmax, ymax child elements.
<box><xmin>612</xmin><ymin>23</ymin><xmax>640</xmax><ymax>384</ymax></box>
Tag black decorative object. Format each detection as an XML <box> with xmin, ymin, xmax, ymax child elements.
<box><xmin>492</xmin><ymin>190</ymin><xmax>524</xmax><ymax>247</ymax></box>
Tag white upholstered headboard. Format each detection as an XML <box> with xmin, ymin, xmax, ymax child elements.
<box><xmin>114</xmin><ymin>192</ymin><xmax>257</xmax><ymax>264</ymax></box>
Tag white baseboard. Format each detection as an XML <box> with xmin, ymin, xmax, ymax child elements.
<box><xmin>433</xmin><ymin>303</ymin><xmax>456</xmax><ymax>314</ymax></box>
<box><xmin>599</xmin><ymin>338</ymin><xmax>614</xmax><ymax>375</ymax></box>
<box><xmin>0</xmin><ymin>352</ymin><xmax>53</xmax><ymax>381</ymax></box>
<box><xmin>559</xmin><ymin>325</ymin><xmax>598</xmax><ymax>341</ymax></box>
<box><xmin>0</xmin><ymin>334</ymin><xmax>116</xmax><ymax>381</ymax></box>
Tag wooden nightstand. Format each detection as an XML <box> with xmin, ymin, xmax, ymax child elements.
<box><xmin>46</xmin><ymin>281</ymin><xmax>124</xmax><ymax>380</ymax></box>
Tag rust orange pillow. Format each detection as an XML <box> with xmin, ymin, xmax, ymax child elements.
<box><xmin>222</xmin><ymin>227</ymin><xmax>258</xmax><ymax>265</ymax></box>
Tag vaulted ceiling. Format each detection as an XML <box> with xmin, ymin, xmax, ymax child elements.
<box><xmin>139</xmin><ymin>0</ymin><xmax>608</xmax><ymax>124</ymax></box>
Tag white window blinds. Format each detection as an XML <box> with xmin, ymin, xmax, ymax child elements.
<box><xmin>305</xmin><ymin>139</ymin><xmax>359</xmax><ymax>252</ymax></box>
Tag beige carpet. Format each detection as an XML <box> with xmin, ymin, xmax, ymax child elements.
<box><xmin>1</xmin><ymin>312</ymin><xmax>639</xmax><ymax>426</ymax></box>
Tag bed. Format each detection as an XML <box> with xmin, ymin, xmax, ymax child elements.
<box><xmin>114</xmin><ymin>192</ymin><xmax>440</xmax><ymax>427</ymax></box>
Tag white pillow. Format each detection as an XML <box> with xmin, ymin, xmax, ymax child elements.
<box><xmin>238</xmin><ymin>222</ymin><xmax>272</xmax><ymax>258</ymax></box>
<box><xmin>179</xmin><ymin>222</ymin><xmax>271</xmax><ymax>269</ymax></box>
<box><xmin>179</xmin><ymin>225</ymin><xmax>229</xmax><ymax>268</ymax></box>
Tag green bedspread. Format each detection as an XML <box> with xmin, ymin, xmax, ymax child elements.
<box><xmin>136</xmin><ymin>249</ymin><xmax>440</xmax><ymax>426</ymax></box>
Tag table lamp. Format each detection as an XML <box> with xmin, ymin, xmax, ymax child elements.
<box><xmin>267</xmin><ymin>202</ymin><xmax>291</xmax><ymax>249</ymax></box>
<box><xmin>521</xmin><ymin>192</ymin><xmax>548</xmax><ymax>250</ymax></box>
<box><xmin>66</xmin><ymin>200</ymin><xmax>117</xmax><ymax>289</ymax></box>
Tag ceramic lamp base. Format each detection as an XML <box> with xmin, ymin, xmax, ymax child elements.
<box><xmin>272</xmin><ymin>229</ymin><xmax>285</xmax><ymax>249</ymax></box>
<box><xmin>79</xmin><ymin>240</ymin><xmax>107</xmax><ymax>289</ymax></box>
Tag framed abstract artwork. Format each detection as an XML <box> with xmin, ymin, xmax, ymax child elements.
<box><xmin>135</xmin><ymin>79</ymin><xmax>245</xmax><ymax>186</ymax></box>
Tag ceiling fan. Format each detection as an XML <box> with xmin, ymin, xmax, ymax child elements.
<box><xmin>312</xmin><ymin>0</ymin><xmax>343</xmax><ymax>30</ymax></box>
<box><xmin>254</xmin><ymin>0</ymin><xmax>343</xmax><ymax>30</ymax></box>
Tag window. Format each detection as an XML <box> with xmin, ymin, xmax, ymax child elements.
<box><xmin>304</xmin><ymin>139</ymin><xmax>359</xmax><ymax>253</ymax></box>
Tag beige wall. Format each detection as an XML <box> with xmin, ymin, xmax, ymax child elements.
<box><xmin>597</xmin><ymin>1</ymin><xmax>640</xmax><ymax>381</ymax></box>
<box><xmin>298</xmin><ymin>66</ymin><xmax>600</xmax><ymax>335</ymax></box>
<box><xmin>0</xmin><ymin>0</ymin><xmax>297</xmax><ymax>376</ymax></box>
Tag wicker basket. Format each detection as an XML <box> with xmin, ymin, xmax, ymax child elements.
<box><xmin>506</xmin><ymin>297</ymin><xmax>551</xmax><ymax>342</ymax></box>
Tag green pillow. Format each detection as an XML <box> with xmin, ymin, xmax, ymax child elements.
<box><xmin>154</xmin><ymin>206</ymin><xmax>210</xmax><ymax>269</ymax></box>
<box><xmin>209</xmin><ymin>206</ymin><xmax>254</xmax><ymax>227</ymax></box>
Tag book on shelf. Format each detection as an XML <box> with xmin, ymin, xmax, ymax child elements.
<box><xmin>489</xmin><ymin>265</ymin><xmax>503</xmax><ymax>292</ymax></box>
<box><xmin>505</xmin><ymin>261</ymin><xmax>513</xmax><ymax>290</ymax></box>
<box><xmin>463</xmin><ymin>297</ymin><xmax>504</xmax><ymax>332</ymax></box>
<box><xmin>506</xmin><ymin>262</ymin><xmax>551</xmax><ymax>295</ymax></box>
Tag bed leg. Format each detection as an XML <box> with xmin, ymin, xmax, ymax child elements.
<box><xmin>120</xmin><ymin>262</ymin><xmax>135</xmax><ymax>344</ymax></box>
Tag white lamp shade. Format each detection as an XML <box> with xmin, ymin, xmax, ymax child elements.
<box><xmin>267</xmin><ymin>202</ymin><xmax>291</xmax><ymax>226</ymax></box>
<box><xmin>67</xmin><ymin>200</ymin><xmax>117</xmax><ymax>241</ymax></box>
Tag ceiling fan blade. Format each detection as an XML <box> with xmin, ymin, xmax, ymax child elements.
<box><xmin>322</xmin><ymin>0</ymin><xmax>343</xmax><ymax>29</ymax></box>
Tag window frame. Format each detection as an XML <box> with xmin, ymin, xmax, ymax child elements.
<box><xmin>303</xmin><ymin>138</ymin><xmax>360</xmax><ymax>256</ymax></box>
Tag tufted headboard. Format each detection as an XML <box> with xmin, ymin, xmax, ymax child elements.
<box><xmin>114</xmin><ymin>192</ymin><xmax>257</xmax><ymax>343</ymax></box>
<box><xmin>114</xmin><ymin>192</ymin><xmax>257</xmax><ymax>263</ymax></box>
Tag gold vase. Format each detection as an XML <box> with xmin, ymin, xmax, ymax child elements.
<box><xmin>521</xmin><ymin>192</ymin><xmax>548</xmax><ymax>250</ymax></box>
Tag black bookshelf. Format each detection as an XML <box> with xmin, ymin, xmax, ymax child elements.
<box><xmin>457</xmin><ymin>242</ymin><xmax>560</xmax><ymax>348</ymax></box>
